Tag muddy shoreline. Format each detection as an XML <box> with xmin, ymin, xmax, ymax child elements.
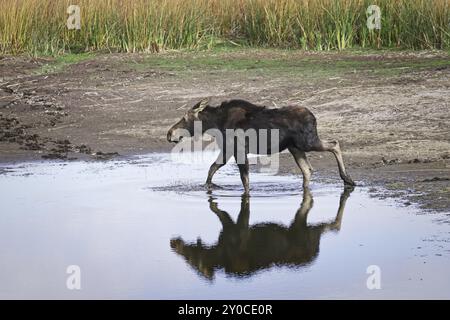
<box><xmin>1</xmin><ymin>50</ymin><xmax>449</xmax><ymax>211</ymax></box>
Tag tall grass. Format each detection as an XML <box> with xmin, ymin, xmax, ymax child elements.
<box><xmin>0</xmin><ymin>0</ymin><xmax>449</xmax><ymax>55</ymax></box>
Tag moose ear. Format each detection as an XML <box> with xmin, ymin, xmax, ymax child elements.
<box><xmin>193</xmin><ymin>98</ymin><xmax>209</xmax><ymax>114</ymax></box>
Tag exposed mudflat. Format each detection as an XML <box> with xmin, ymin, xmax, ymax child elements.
<box><xmin>0</xmin><ymin>50</ymin><xmax>449</xmax><ymax>211</ymax></box>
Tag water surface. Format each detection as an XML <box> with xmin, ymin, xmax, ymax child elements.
<box><xmin>0</xmin><ymin>153</ymin><xmax>449</xmax><ymax>299</ymax></box>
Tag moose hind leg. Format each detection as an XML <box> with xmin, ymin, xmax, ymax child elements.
<box><xmin>289</xmin><ymin>147</ymin><xmax>312</xmax><ymax>188</ymax></box>
<box><xmin>305</xmin><ymin>154</ymin><xmax>314</xmax><ymax>172</ymax></box>
<box><xmin>315</xmin><ymin>140</ymin><xmax>355</xmax><ymax>186</ymax></box>
<box><xmin>292</xmin><ymin>187</ymin><xmax>314</xmax><ymax>229</ymax></box>
<box><xmin>323</xmin><ymin>185</ymin><xmax>354</xmax><ymax>232</ymax></box>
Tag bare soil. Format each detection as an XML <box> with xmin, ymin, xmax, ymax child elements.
<box><xmin>0</xmin><ymin>50</ymin><xmax>449</xmax><ymax>211</ymax></box>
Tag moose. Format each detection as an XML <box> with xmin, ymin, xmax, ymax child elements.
<box><xmin>170</xmin><ymin>187</ymin><xmax>352</xmax><ymax>279</ymax></box>
<box><xmin>167</xmin><ymin>99</ymin><xmax>355</xmax><ymax>193</ymax></box>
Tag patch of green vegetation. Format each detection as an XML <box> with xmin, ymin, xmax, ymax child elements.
<box><xmin>386</xmin><ymin>182</ymin><xmax>407</xmax><ymax>190</ymax></box>
<box><xmin>370</xmin><ymin>59</ymin><xmax>450</xmax><ymax>76</ymax></box>
<box><xmin>128</xmin><ymin>49</ymin><xmax>450</xmax><ymax>79</ymax></box>
<box><xmin>132</xmin><ymin>50</ymin><xmax>359</xmax><ymax>73</ymax></box>
<box><xmin>438</xmin><ymin>187</ymin><xmax>450</xmax><ymax>194</ymax></box>
<box><xmin>36</xmin><ymin>53</ymin><xmax>95</xmax><ymax>75</ymax></box>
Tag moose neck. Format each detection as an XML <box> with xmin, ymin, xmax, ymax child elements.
<box><xmin>198</xmin><ymin>106</ymin><xmax>223</xmax><ymax>131</ymax></box>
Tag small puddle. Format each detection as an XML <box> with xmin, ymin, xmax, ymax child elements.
<box><xmin>0</xmin><ymin>152</ymin><xmax>449</xmax><ymax>299</ymax></box>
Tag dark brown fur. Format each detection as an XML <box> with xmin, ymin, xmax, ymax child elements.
<box><xmin>167</xmin><ymin>99</ymin><xmax>355</xmax><ymax>192</ymax></box>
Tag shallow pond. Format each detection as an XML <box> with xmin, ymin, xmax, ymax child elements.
<box><xmin>0</xmin><ymin>152</ymin><xmax>449</xmax><ymax>299</ymax></box>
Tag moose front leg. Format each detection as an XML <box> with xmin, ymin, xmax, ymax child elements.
<box><xmin>205</xmin><ymin>151</ymin><xmax>229</xmax><ymax>189</ymax></box>
<box><xmin>208</xmin><ymin>197</ymin><xmax>234</xmax><ymax>228</ymax></box>
<box><xmin>206</xmin><ymin>163</ymin><xmax>225</xmax><ymax>188</ymax></box>
<box><xmin>236</xmin><ymin>195</ymin><xmax>250</xmax><ymax>229</ymax></box>
<box><xmin>237</xmin><ymin>157</ymin><xmax>250</xmax><ymax>194</ymax></box>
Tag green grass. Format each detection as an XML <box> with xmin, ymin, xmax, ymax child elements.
<box><xmin>128</xmin><ymin>48</ymin><xmax>450</xmax><ymax>79</ymax></box>
<box><xmin>22</xmin><ymin>46</ymin><xmax>449</xmax><ymax>80</ymax></box>
<box><xmin>1</xmin><ymin>0</ymin><xmax>449</xmax><ymax>56</ymax></box>
<box><xmin>36</xmin><ymin>52</ymin><xmax>95</xmax><ymax>74</ymax></box>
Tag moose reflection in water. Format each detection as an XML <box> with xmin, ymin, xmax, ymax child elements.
<box><xmin>170</xmin><ymin>188</ymin><xmax>353</xmax><ymax>279</ymax></box>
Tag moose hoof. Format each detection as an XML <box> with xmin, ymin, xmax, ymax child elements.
<box><xmin>205</xmin><ymin>183</ymin><xmax>223</xmax><ymax>190</ymax></box>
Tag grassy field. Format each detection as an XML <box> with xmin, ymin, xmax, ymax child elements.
<box><xmin>1</xmin><ymin>0</ymin><xmax>449</xmax><ymax>55</ymax></box>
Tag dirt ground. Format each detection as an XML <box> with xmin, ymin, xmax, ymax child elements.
<box><xmin>0</xmin><ymin>49</ymin><xmax>449</xmax><ymax>211</ymax></box>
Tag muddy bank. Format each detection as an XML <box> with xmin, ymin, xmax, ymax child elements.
<box><xmin>275</xmin><ymin>153</ymin><xmax>450</xmax><ymax>212</ymax></box>
<box><xmin>0</xmin><ymin>50</ymin><xmax>449</xmax><ymax>211</ymax></box>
